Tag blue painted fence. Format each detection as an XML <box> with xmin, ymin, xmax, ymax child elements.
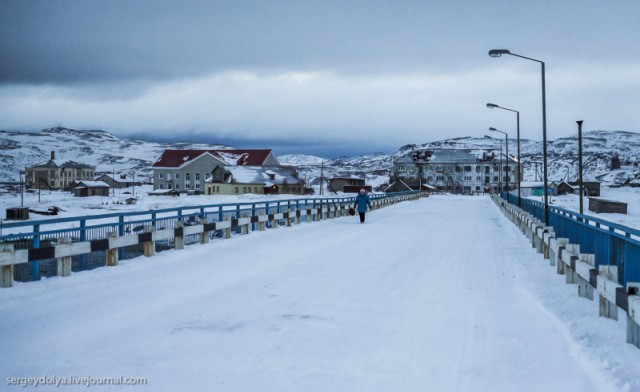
<box><xmin>1</xmin><ymin>192</ymin><xmax>419</xmax><ymax>282</ymax></box>
<box><xmin>503</xmin><ymin>193</ymin><xmax>640</xmax><ymax>286</ymax></box>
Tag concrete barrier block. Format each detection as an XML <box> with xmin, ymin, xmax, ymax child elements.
<box><xmin>628</xmin><ymin>287</ymin><xmax>640</xmax><ymax>348</ymax></box>
<box><xmin>143</xmin><ymin>226</ymin><xmax>155</xmax><ymax>257</ymax></box>
<box><xmin>200</xmin><ymin>219</ymin><xmax>210</xmax><ymax>244</ymax></box>
<box><xmin>1</xmin><ymin>264</ymin><xmax>13</xmax><ymax>288</ymax></box>
<box><xmin>598</xmin><ymin>266</ymin><xmax>620</xmax><ymax>320</ymax></box>
<box><xmin>175</xmin><ymin>221</ymin><xmax>185</xmax><ymax>250</ymax></box>
<box><xmin>57</xmin><ymin>238</ymin><xmax>73</xmax><ymax>276</ymax></box>
<box><xmin>106</xmin><ymin>232</ymin><xmax>119</xmax><ymax>266</ymax></box>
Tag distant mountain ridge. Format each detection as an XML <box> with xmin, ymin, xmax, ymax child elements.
<box><xmin>0</xmin><ymin>127</ymin><xmax>229</xmax><ymax>182</ymax></box>
<box><xmin>0</xmin><ymin>127</ymin><xmax>638</xmax><ymax>188</ymax></box>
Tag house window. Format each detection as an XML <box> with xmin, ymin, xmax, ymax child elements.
<box><xmin>175</xmin><ymin>173</ymin><xmax>180</xmax><ymax>179</ymax></box>
<box><xmin>195</xmin><ymin>173</ymin><xmax>200</xmax><ymax>181</ymax></box>
<box><xmin>185</xmin><ymin>182</ymin><xmax>190</xmax><ymax>189</ymax></box>
<box><xmin>159</xmin><ymin>184</ymin><xmax>164</xmax><ymax>189</ymax></box>
<box><xmin>464</xmin><ymin>176</ymin><xmax>472</xmax><ymax>181</ymax></box>
<box><xmin>235</xmin><ymin>187</ymin><xmax>239</xmax><ymax>194</ymax></box>
<box><xmin>185</xmin><ymin>173</ymin><xmax>190</xmax><ymax>181</ymax></box>
<box><xmin>159</xmin><ymin>172</ymin><xmax>164</xmax><ymax>179</ymax></box>
<box><xmin>176</xmin><ymin>184</ymin><xmax>180</xmax><ymax>190</ymax></box>
<box><xmin>195</xmin><ymin>183</ymin><xmax>200</xmax><ymax>189</ymax></box>
<box><xmin>167</xmin><ymin>173</ymin><xmax>172</xmax><ymax>180</ymax></box>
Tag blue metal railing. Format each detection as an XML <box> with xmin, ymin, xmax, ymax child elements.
<box><xmin>502</xmin><ymin>193</ymin><xmax>640</xmax><ymax>286</ymax></box>
<box><xmin>1</xmin><ymin>191</ymin><xmax>421</xmax><ymax>281</ymax></box>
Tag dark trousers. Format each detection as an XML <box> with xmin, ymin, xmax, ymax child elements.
<box><xmin>359</xmin><ymin>212</ymin><xmax>366</xmax><ymax>223</ymax></box>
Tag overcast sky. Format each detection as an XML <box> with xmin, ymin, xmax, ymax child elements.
<box><xmin>1</xmin><ymin>0</ymin><xmax>639</xmax><ymax>157</ymax></box>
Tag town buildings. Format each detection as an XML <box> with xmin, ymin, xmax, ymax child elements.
<box><xmin>391</xmin><ymin>148</ymin><xmax>520</xmax><ymax>194</ymax></box>
<box><xmin>25</xmin><ymin>152</ymin><xmax>95</xmax><ymax>190</ymax></box>
<box><xmin>152</xmin><ymin>149</ymin><xmax>305</xmax><ymax>195</ymax></box>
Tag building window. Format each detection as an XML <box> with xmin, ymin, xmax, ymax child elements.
<box><xmin>159</xmin><ymin>184</ymin><xmax>164</xmax><ymax>189</ymax></box>
<box><xmin>176</xmin><ymin>184</ymin><xmax>180</xmax><ymax>190</ymax></box>
<box><xmin>235</xmin><ymin>187</ymin><xmax>239</xmax><ymax>194</ymax></box>
<box><xmin>185</xmin><ymin>182</ymin><xmax>190</xmax><ymax>189</ymax></box>
<box><xmin>195</xmin><ymin>173</ymin><xmax>200</xmax><ymax>181</ymax></box>
<box><xmin>175</xmin><ymin>173</ymin><xmax>180</xmax><ymax>179</ymax></box>
<box><xmin>167</xmin><ymin>173</ymin><xmax>172</xmax><ymax>180</ymax></box>
<box><xmin>464</xmin><ymin>176</ymin><xmax>472</xmax><ymax>181</ymax></box>
<box><xmin>195</xmin><ymin>183</ymin><xmax>200</xmax><ymax>189</ymax></box>
<box><xmin>159</xmin><ymin>172</ymin><xmax>164</xmax><ymax>179</ymax></box>
<box><xmin>185</xmin><ymin>173</ymin><xmax>190</xmax><ymax>181</ymax></box>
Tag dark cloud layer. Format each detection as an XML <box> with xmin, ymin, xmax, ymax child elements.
<box><xmin>1</xmin><ymin>0</ymin><xmax>639</xmax><ymax>157</ymax></box>
<box><xmin>5</xmin><ymin>0</ymin><xmax>636</xmax><ymax>85</ymax></box>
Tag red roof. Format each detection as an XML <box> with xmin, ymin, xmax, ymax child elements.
<box><xmin>153</xmin><ymin>149</ymin><xmax>274</xmax><ymax>168</ymax></box>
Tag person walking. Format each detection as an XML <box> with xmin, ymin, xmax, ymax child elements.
<box><xmin>353</xmin><ymin>188</ymin><xmax>372</xmax><ymax>223</ymax></box>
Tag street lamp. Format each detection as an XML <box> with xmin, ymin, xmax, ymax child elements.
<box><xmin>487</xmin><ymin>102</ymin><xmax>521</xmax><ymax>208</ymax></box>
<box><xmin>577</xmin><ymin>120</ymin><xmax>584</xmax><ymax>215</ymax></box>
<box><xmin>489</xmin><ymin>127</ymin><xmax>510</xmax><ymax>204</ymax></box>
<box><xmin>489</xmin><ymin>48</ymin><xmax>549</xmax><ymax>225</ymax></box>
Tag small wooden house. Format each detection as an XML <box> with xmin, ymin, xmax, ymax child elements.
<box><xmin>72</xmin><ymin>181</ymin><xmax>110</xmax><ymax>197</ymax></box>
<box><xmin>556</xmin><ymin>181</ymin><xmax>575</xmax><ymax>195</ymax></box>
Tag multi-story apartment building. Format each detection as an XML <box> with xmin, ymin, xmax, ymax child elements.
<box><xmin>391</xmin><ymin>148</ymin><xmax>519</xmax><ymax>194</ymax></box>
<box><xmin>25</xmin><ymin>152</ymin><xmax>95</xmax><ymax>190</ymax></box>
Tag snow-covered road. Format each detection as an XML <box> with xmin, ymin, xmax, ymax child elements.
<box><xmin>1</xmin><ymin>196</ymin><xmax>638</xmax><ymax>391</ymax></box>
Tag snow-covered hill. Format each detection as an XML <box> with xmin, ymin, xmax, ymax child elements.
<box><xmin>0</xmin><ymin>127</ymin><xmax>229</xmax><ymax>182</ymax></box>
<box><xmin>1</xmin><ymin>127</ymin><xmax>638</xmax><ymax>189</ymax></box>
<box><xmin>395</xmin><ymin>131</ymin><xmax>640</xmax><ymax>185</ymax></box>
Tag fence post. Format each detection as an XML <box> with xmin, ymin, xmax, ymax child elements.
<box><xmin>200</xmin><ymin>218</ymin><xmax>210</xmax><ymax>244</ymax></box>
<box><xmin>1</xmin><ymin>244</ymin><xmax>14</xmax><ymax>288</ymax></box>
<box><xmin>224</xmin><ymin>217</ymin><xmax>232</xmax><ymax>239</ymax></box>
<box><xmin>258</xmin><ymin>212</ymin><xmax>266</xmax><ymax>231</ymax></box>
<box><xmin>628</xmin><ymin>283</ymin><xmax>640</xmax><ymax>348</ymax></box>
<box><xmin>118</xmin><ymin>216</ymin><xmax>125</xmax><ymax>261</ymax></box>
<box><xmin>143</xmin><ymin>226</ymin><xmax>155</xmax><ymax>257</ymax></box>
<box><xmin>174</xmin><ymin>221</ymin><xmax>185</xmax><ymax>250</ymax></box>
<box><xmin>241</xmin><ymin>214</ymin><xmax>250</xmax><ymax>234</ymax></box>
<box><xmin>32</xmin><ymin>223</ymin><xmax>41</xmax><ymax>281</ymax></box>
<box><xmin>56</xmin><ymin>238</ymin><xmax>72</xmax><ymax>276</ymax></box>
<box><xmin>106</xmin><ymin>232</ymin><xmax>119</xmax><ymax>266</ymax></box>
<box><xmin>286</xmin><ymin>210</ymin><xmax>292</xmax><ymax>227</ymax></box>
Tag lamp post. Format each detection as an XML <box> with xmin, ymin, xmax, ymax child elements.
<box><xmin>489</xmin><ymin>128</ymin><xmax>509</xmax><ymax>203</ymax></box>
<box><xmin>577</xmin><ymin>120</ymin><xmax>584</xmax><ymax>215</ymax></box>
<box><xmin>487</xmin><ymin>102</ymin><xmax>521</xmax><ymax>208</ymax></box>
<box><xmin>489</xmin><ymin>49</ymin><xmax>548</xmax><ymax>225</ymax></box>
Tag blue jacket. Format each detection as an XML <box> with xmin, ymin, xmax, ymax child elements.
<box><xmin>354</xmin><ymin>193</ymin><xmax>372</xmax><ymax>213</ymax></box>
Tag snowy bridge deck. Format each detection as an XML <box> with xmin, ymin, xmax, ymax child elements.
<box><xmin>1</xmin><ymin>196</ymin><xmax>638</xmax><ymax>391</ymax></box>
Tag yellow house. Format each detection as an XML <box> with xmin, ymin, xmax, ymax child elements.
<box><xmin>205</xmin><ymin>165</ymin><xmax>305</xmax><ymax>195</ymax></box>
